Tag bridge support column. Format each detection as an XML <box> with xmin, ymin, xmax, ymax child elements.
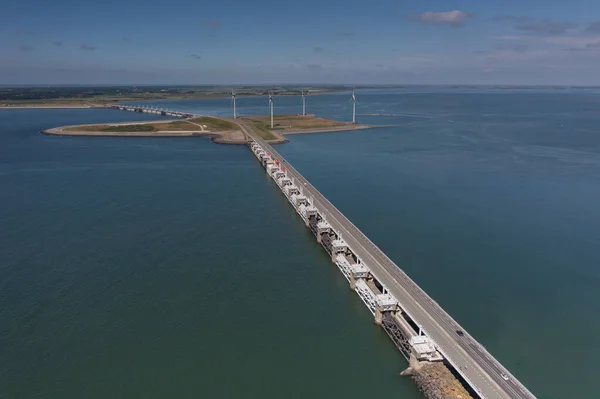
<box><xmin>305</xmin><ymin>218</ymin><xmax>310</xmax><ymax>228</ymax></box>
<box><xmin>400</xmin><ymin>354</ymin><xmax>421</xmax><ymax>376</ymax></box>
<box><xmin>349</xmin><ymin>274</ymin><xmax>356</xmax><ymax>290</ymax></box>
<box><xmin>375</xmin><ymin>307</ymin><xmax>383</xmax><ymax>325</ymax></box>
<box><xmin>317</xmin><ymin>233</ymin><xmax>322</xmax><ymax>244</ymax></box>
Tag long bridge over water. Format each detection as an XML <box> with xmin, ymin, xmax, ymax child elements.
<box><xmin>109</xmin><ymin>104</ymin><xmax>193</xmax><ymax>118</ymax></box>
<box><xmin>236</xmin><ymin>120</ymin><xmax>537</xmax><ymax>399</ymax></box>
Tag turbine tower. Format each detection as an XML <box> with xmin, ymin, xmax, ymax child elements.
<box><xmin>231</xmin><ymin>89</ymin><xmax>237</xmax><ymax>119</ymax></box>
<box><xmin>301</xmin><ymin>89</ymin><xmax>307</xmax><ymax>116</ymax></box>
<box><xmin>350</xmin><ymin>90</ymin><xmax>356</xmax><ymax>124</ymax></box>
<box><xmin>269</xmin><ymin>91</ymin><xmax>274</xmax><ymax>128</ymax></box>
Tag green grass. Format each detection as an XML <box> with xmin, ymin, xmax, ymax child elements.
<box><xmin>251</xmin><ymin>123</ymin><xmax>277</xmax><ymax>140</ymax></box>
<box><xmin>238</xmin><ymin>117</ymin><xmax>279</xmax><ymax>140</ymax></box>
<box><xmin>100</xmin><ymin>124</ymin><xmax>157</xmax><ymax>132</ymax></box>
<box><xmin>187</xmin><ymin>116</ymin><xmax>238</xmax><ymax>131</ymax></box>
<box><xmin>154</xmin><ymin>121</ymin><xmax>197</xmax><ymax>131</ymax></box>
<box><xmin>69</xmin><ymin>121</ymin><xmax>199</xmax><ymax>133</ymax></box>
<box><xmin>71</xmin><ymin>124</ymin><xmax>157</xmax><ymax>132</ymax></box>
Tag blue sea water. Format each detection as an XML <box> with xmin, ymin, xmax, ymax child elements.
<box><xmin>3</xmin><ymin>90</ymin><xmax>600</xmax><ymax>399</ymax></box>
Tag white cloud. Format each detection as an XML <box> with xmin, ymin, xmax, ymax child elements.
<box><xmin>407</xmin><ymin>10</ymin><xmax>473</xmax><ymax>27</ymax></box>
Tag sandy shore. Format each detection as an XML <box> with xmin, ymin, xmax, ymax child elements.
<box><xmin>282</xmin><ymin>124</ymin><xmax>373</xmax><ymax>135</ymax></box>
<box><xmin>42</xmin><ymin>124</ymin><xmax>375</xmax><ymax>145</ymax></box>
<box><xmin>258</xmin><ymin>124</ymin><xmax>377</xmax><ymax>144</ymax></box>
<box><xmin>42</xmin><ymin>126</ymin><xmax>247</xmax><ymax>144</ymax></box>
<box><xmin>43</xmin><ymin>114</ymin><xmax>379</xmax><ymax>145</ymax></box>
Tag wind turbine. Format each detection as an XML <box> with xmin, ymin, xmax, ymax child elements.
<box><xmin>231</xmin><ymin>89</ymin><xmax>237</xmax><ymax>119</ymax></box>
<box><xmin>350</xmin><ymin>90</ymin><xmax>356</xmax><ymax>124</ymax></box>
<box><xmin>301</xmin><ymin>89</ymin><xmax>307</xmax><ymax>116</ymax></box>
<box><xmin>269</xmin><ymin>91</ymin><xmax>274</xmax><ymax>128</ymax></box>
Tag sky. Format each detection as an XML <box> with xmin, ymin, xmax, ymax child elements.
<box><xmin>2</xmin><ymin>0</ymin><xmax>600</xmax><ymax>85</ymax></box>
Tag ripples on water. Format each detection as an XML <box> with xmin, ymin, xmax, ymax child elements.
<box><xmin>2</xmin><ymin>90</ymin><xmax>600</xmax><ymax>398</ymax></box>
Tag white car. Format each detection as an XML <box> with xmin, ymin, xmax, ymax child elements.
<box><xmin>500</xmin><ymin>373</ymin><xmax>509</xmax><ymax>381</ymax></box>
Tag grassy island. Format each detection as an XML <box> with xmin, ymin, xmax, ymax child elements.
<box><xmin>43</xmin><ymin>113</ymin><xmax>372</xmax><ymax>144</ymax></box>
<box><xmin>187</xmin><ymin>117</ymin><xmax>239</xmax><ymax>131</ymax></box>
<box><xmin>240</xmin><ymin>114</ymin><xmax>361</xmax><ymax>141</ymax></box>
<box><xmin>45</xmin><ymin>116</ymin><xmax>247</xmax><ymax>144</ymax></box>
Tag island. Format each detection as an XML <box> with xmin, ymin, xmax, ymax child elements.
<box><xmin>42</xmin><ymin>114</ymin><xmax>373</xmax><ymax>144</ymax></box>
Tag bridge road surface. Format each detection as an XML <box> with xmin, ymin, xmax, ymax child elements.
<box><xmin>235</xmin><ymin>120</ymin><xmax>537</xmax><ymax>399</ymax></box>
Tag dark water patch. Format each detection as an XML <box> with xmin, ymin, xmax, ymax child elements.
<box><xmin>0</xmin><ymin>108</ymin><xmax>417</xmax><ymax>398</ymax></box>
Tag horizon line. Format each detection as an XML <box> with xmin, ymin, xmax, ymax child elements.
<box><xmin>3</xmin><ymin>84</ymin><xmax>600</xmax><ymax>88</ymax></box>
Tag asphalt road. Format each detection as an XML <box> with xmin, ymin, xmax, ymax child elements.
<box><xmin>239</xmin><ymin>121</ymin><xmax>537</xmax><ymax>399</ymax></box>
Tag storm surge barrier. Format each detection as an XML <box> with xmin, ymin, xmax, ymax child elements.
<box><xmin>240</xmin><ymin>120</ymin><xmax>536</xmax><ymax>399</ymax></box>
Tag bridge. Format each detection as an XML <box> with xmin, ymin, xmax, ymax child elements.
<box><xmin>109</xmin><ymin>104</ymin><xmax>193</xmax><ymax>118</ymax></box>
<box><xmin>235</xmin><ymin>119</ymin><xmax>537</xmax><ymax>399</ymax></box>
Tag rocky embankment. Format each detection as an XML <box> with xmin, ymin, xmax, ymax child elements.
<box><xmin>412</xmin><ymin>362</ymin><xmax>473</xmax><ymax>399</ymax></box>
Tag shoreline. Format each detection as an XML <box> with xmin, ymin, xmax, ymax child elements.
<box><xmin>42</xmin><ymin>124</ymin><xmax>374</xmax><ymax>145</ymax></box>
<box><xmin>260</xmin><ymin>124</ymin><xmax>376</xmax><ymax>144</ymax></box>
<box><xmin>42</xmin><ymin>125</ymin><xmax>247</xmax><ymax>145</ymax></box>
<box><xmin>42</xmin><ymin>114</ymin><xmax>378</xmax><ymax>145</ymax></box>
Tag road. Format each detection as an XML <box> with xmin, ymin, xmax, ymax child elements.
<box><xmin>236</xmin><ymin>120</ymin><xmax>536</xmax><ymax>399</ymax></box>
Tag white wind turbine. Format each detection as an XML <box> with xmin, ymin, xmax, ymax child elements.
<box><xmin>269</xmin><ymin>91</ymin><xmax>274</xmax><ymax>128</ymax></box>
<box><xmin>350</xmin><ymin>90</ymin><xmax>356</xmax><ymax>124</ymax></box>
<box><xmin>231</xmin><ymin>89</ymin><xmax>237</xmax><ymax>119</ymax></box>
<box><xmin>301</xmin><ymin>89</ymin><xmax>307</xmax><ymax>116</ymax></box>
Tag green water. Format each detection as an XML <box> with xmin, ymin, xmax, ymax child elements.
<box><xmin>3</xmin><ymin>90</ymin><xmax>600</xmax><ymax>399</ymax></box>
<box><xmin>0</xmin><ymin>109</ymin><xmax>415</xmax><ymax>398</ymax></box>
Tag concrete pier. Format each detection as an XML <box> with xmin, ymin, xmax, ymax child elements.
<box><xmin>375</xmin><ymin>307</ymin><xmax>383</xmax><ymax>325</ymax></box>
<box><xmin>109</xmin><ymin>104</ymin><xmax>193</xmax><ymax>118</ymax></box>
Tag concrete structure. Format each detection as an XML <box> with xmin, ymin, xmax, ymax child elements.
<box><xmin>409</xmin><ymin>335</ymin><xmax>444</xmax><ymax>362</ymax></box>
<box><xmin>109</xmin><ymin>104</ymin><xmax>193</xmax><ymax>118</ymax></box>
<box><xmin>231</xmin><ymin>90</ymin><xmax>237</xmax><ymax>119</ymax></box>
<box><xmin>244</xmin><ymin>125</ymin><xmax>537</xmax><ymax>399</ymax></box>
<box><xmin>301</xmin><ymin>89</ymin><xmax>307</xmax><ymax>116</ymax></box>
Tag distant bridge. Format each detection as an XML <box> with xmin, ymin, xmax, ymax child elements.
<box><xmin>109</xmin><ymin>104</ymin><xmax>194</xmax><ymax>118</ymax></box>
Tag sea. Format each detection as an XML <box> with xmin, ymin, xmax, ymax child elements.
<box><xmin>2</xmin><ymin>89</ymin><xmax>600</xmax><ymax>399</ymax></box>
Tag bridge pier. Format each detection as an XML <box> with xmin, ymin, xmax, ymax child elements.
<box><xmin>349</xmin><ymin>274</ymin><xmax>356</xmax><ymax>290</ymax></box>
<box><xmin>400</xmin><ymin>353</ymin><xmax>421</xmax><ymax>376</ymax></box>
<box><xmin>316</xmin><ymin>221</ymin><xmax>330</xmax><ymax>245</ymax></box>
<box><xmin>375</xmin><ymin>307</ymin><xmax>383</xmax><ymax>325</ymax></box>
<box><xmin>305</xmin><ymin>210</ymin><xmax>318</xmax><ymax>228</ymax></box>
<box><xmin>331</xmin><ymin>238</ymin><xmax>347</xmax><ymax>262</ymax></box>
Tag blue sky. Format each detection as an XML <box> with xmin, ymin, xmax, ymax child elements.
<box><xmin>3</xmin><ymin>0</ymin><xmax>600</xmax><ymax>84</ymax></box>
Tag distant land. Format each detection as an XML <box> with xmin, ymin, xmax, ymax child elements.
<box><xmin>3</xmin><ymin>85</ymin><xmax>600</xmax><ymax>108</ymax></box>
<box><xmin>0</xmin><ymin>86</ymin><xmax>344</xmax><ymax>108</ymax></box>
